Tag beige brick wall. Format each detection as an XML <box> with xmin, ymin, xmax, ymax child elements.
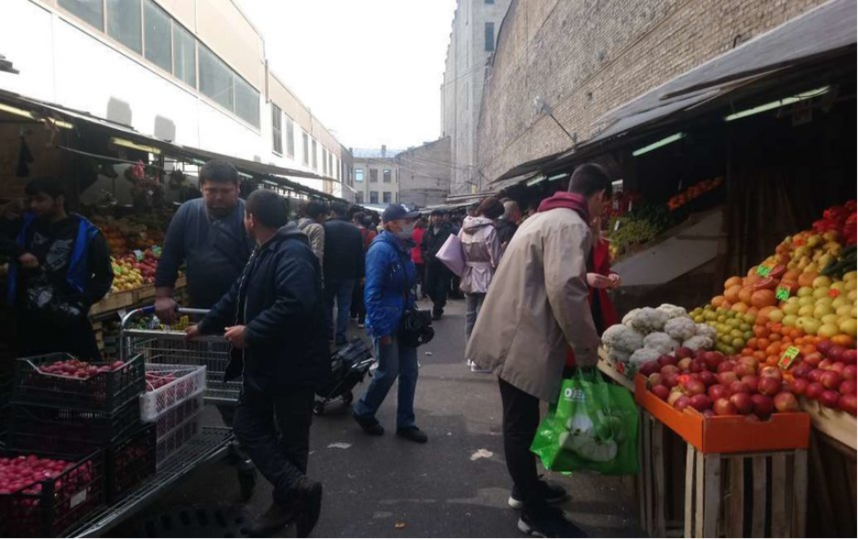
<box><xmin>397</xmin><ymin>137</ymin><xmax>452</xmax><ymax>208</ymax></box>
<box><xmin>477</xmin><ymin>0</ymin><xmax>828</xmax><ymax>184</ymax></box>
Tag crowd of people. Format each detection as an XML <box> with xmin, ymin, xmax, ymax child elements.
<box><xmin>0</xmin><ymin>159</ymin><xmax>624</xmax><ymax>538</ymax></box>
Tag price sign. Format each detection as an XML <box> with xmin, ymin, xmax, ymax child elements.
<box><xmin>756</xmin><ymin>265</ymin><xmax>772</xmax><ymax>277</ymax></box>
<box><xmin>778</xmin><ymin>346</ymin><xmax>801</xmax><ymax>370</ymax></box>
<box><xmin>829</xmin><ymin>288</ymin><xmax>842</xmax><ymax>298</ymax></box>
<box><xmin>775</xmin><ymin>287</ymin><xmax>791</xmax><ymax>301</ymax></box>
<box><xmin>134</xmin><ymin>250</ymin><xmax>144</xmax><ymax>262</ymax></box>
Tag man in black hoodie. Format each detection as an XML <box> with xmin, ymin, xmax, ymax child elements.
<box><xmin>421</xmin><ymin>209</ymin><xmax>453</xmax><ymax>319</ymax></box>
<box><xmin>322</xmin><ymin>201</ymin><xmax>364</xmax><ymax>345</ymax></box>
<box><xmin>187</xmin><ymin>190</ymin><xmax>328</xmax><ymax>537</ymax></box>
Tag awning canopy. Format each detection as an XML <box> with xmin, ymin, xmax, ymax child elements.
<box><xmin>0</xmin><ymin>89</ymin><xmax>344</xmax><ymax>201</ymax></box>
<box><xmin>493</xmin><ymin>0</ymin><xmax>856</xmax><ymax>183</ymax></box>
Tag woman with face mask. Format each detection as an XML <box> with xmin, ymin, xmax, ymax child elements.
<box><xmin>352</xmin><ymin>204</ymin><xmax>429</xmax><ymax>443</ymax></box>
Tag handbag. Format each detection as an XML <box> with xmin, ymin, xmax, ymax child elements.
<box><xmin>395</xmin><ymin>256</ymin><xmax>434</xmax><ymax>347</ymax></box>
<box><xmin>436</xmin><ymin>233</ymin><xmax>465</xmax><ymax>277</ymax></box>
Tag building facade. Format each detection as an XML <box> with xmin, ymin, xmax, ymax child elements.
<box><xmin>440</xmin><ymin>0</ymin><xmax>511</xmax><ymax>196</ymax></box>
<box><xmin>352</xmin><ymin>147</ymin><xmax>400</xmax><ymax>206</ymax></box>
<box><xmin>397</xmin><ymin>137</ymin><xmax>452</xmax><ymax>208</ymax></box>
<box><xmin>0</xmin><ymin>0</ymin><xmax>348</xmax><ymax>197</ymax></box>
<box><xmin>476</xmin><ymin>0</ymin><xmax>829</xmax><ymax>184</ymax></box>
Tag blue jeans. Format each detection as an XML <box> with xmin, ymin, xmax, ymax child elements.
<box><xmin>353</xmin><ymin>336</ymin><xmax>419</xmax><ymax>429</ymax></box>
<box><xmin>325</xmin><ymin>278</ymin><xmax>355</xmax><ymax>344</ymax></box>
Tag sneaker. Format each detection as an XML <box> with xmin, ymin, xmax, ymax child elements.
<box><xmin>354</xmin><ymin>414</ymin><xmax>384</xmax><ymax>436</ymax></box>
<box><xmin>518</xmin><ymin>506</ymin><xmax>587</xmax><ymax>538</ymax></box>
<box><xmin>395</xmin><ymin>426</ymin><xmax>428</xmax><ymax>443</ymax></box>
<box><xmin>508</xmin><ymin>479</ymin><xmax>569</xmax><ymax>509</ymax></box>
<box><xmin>470</xmin><ymin>364</ymin><xmax>493</xmax><ymax>374</ymax></box>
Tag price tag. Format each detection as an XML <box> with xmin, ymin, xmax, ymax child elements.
<box><xmin>829</xmin><ymin>288</ymin><xmax>841</xmax><ymax>298</ymax></box>
<box><xmin>614</xmin><ymin>219</ymin><xmax>621</xmax><ymax>231</ymax></box>
<box><xmin>70</xmin><ymin>489</ymin><xmax>87</xmax><ymax>509</ymax></box>
<box><xmin>778</xmin><ymin>346</ymin><xmax>801</xmax><ymax>370</ymax></box>
<box><xmin>756</xmin><ymin>265</ymin><xmax>772</xmax><ymax>277</ymax></box>
<box><xmin>134</xmin><ymin>250</ymin><xmax>144</xmax><ymax>262</ymax></box>
<box><xmin>775</xmin><ymin>287</ymin><xmax>791</xmax><ymax>301</ymax></box>
<box><xmin>152</xmin><ymin>246</ymin><xmax>162</xmax><ymax>257</ymax></box>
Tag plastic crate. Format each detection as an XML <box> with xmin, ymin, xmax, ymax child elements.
<box><xmin>140</xmin><ymin>364</ymin><xmax>206</xmax><ymax>422</ymax></box>
<box><xmin>0</xmin><ymin>450</ymin><xmax>105</xmax><ymax>537</ymax></box>
<box><xmin>8</xmin><ymin>400</ymin><xmax>141</xmax><ymax>456</ymax></box>
<box><xmin>156</xmin><ymin>402</ymin><xmax>203</xmax><ymax>469</ymax></box>
<box><xmin>153</xmin><ymin>393</ymin><xmax>204</xmax><ymax>438</ymax></box>
<box><xmin>106</xmin><ymin>424</ymin><xmax>156</xmax><ymax>504</ymax></box>
<box><xmin>13</xmin><ymin>352</ymin><xmax>145</xmax><ymax>413</ymax></box>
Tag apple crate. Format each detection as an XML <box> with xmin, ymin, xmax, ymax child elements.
<box><xmin>155</xmin><ymin>396</ymin><xmax>204</xmax><ymax>468</ymax></box>
<box><xmin>105</xmin><ymin>424</ymin><xmax>156</xmax><ymax>504</ymax></box>
<box><xmin>140</xmin><ymin>364</ymin><xmax>206</xmax><ymax>422</ymax></box>
<box><xmin>13</xmin><ymin>352</ymin><xmax>145</xmax><ymax>414</ymax></box>
<box><xmin>8</xmin><ymin>399</ymin><xmax>141</xmax><ymax>456</ymax></box>
<box><xmin>0</xmin><ymin>449</ymin><xmax>105</xmax><ymax>537</ymax></box>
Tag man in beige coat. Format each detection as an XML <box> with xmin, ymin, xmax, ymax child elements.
<box><xmin>467</xmin><ymin>163</ymin><xmax>611</xmax><ymax>538</ymax></box>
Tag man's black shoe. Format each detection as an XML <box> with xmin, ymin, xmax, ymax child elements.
<box><xmin>518</xmin><ymin>506</ymin><xmax>587</xmax><ymax>538</ymax></box>
<box><xmin>396</xmin><ymin>426</ymin><xmax>428</xmax><ymax>443</ymax></box>
<box><xmin>294</xmin><ymin>478</ymin><xmax>323</xmax><ymax>538</ymax></box>
<box><xmin>509</xmin><ymin>479</ymin><xmax>569</xmax><ymax>509</ymax></box>
<box><xmin>432</xmin><ymin>308</ymin><xmax>443</xmax><ymax>321</ymax></box>
<box><xmin>353</xmin><ymin>414</ymin><xmax>384</xmax><ymax>436</ymax></box>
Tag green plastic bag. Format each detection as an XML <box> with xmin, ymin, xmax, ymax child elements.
<box><xmin>531</xmin><ymin>370</ymin><xmax>639</xmax><ymax>475</ymax></box>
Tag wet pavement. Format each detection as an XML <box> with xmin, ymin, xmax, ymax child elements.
<box><xmin>112</xmin><ymin>299</ymin><xmax>641</xmax><ymax>538</ymax></box>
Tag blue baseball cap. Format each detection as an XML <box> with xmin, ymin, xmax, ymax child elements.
<box><xmin>382</xmin><ymin>204</ymin><xmax>421</xmax><ymax>223</ymax></box>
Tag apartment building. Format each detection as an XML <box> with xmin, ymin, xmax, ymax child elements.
<box><xmin>352</xmin><ymin>147</ymin><xmax>400</xmax><ymax>207</ymax></box>
<box><xmin>0</xmin><ymin>0</ymin><xmax>350</xmax><ymax>197</ymax></box>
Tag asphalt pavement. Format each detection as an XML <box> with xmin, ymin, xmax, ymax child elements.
<box><xmin>112</xmin><ymin>299</ymin><xmax>641</xmax><ymax>538</ymax></box>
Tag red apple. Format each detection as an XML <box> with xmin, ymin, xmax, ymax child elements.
<box><xmin>658</xmin><ymin>354</ymin><xmax>678</xmax><ymax>367</ymax></box>
<box><xmin>819</xmin><ymin>390</ymin><xmax>841</xmax><ymax>409</ymax></box>
<box><xmin>816</xmin><ymin>339</ymin><xmax>833</xmax><ymax>356</ymax></box>
<box><xmin>805</xmin><ymin>382</ymin><xmax>825</xmax><ymax>400</ymax></box>
<box><xmin>759</xmin><ymin>366</ymin><xmax>783</xmax><ymax>382</ymax></box>
<box><xmin>831</xmin><ymin>362</ymin><xmax>846</xmax><ymax>374</ymax></box>
<box><xmin>828</xmin><ymin>345</ymin><xmax>848</xmax><ymax>363</ymax></box>
<box><xmin>716</xmin><ymin>372</ymin><xmax>739</xmax><ymax>386</ymax></box>
<box><xmin>808</xmin><ymin>369</ymin><xmax>825</xmax><ymax>383</ymax></box>
<box><xmin>663</xmin><ymin>373</ymin><xmax>680</xmax><ymax>389</ymax></box>
<box><xmin>803</xmin><ymin>352</ymin><xmax>823</xmax><ymax>368</ymax></box>
<box><xmin>791</xmin><ymin>362</ymin><xmax>813</xmax><ymax>380</ymax></box>
<box><xmin>729</xmin><ymin>381</ymin><xmax>752</xmax><ymax>395</ymax></box>
<box><xmin>689</xmin><ymin>394</ymin><xmax>712</xmax><ymax>412</ymax></box>
<box><xmin>708</xmin><ymin>384</ymin><xmax>729</xmax><ymax>401</ymax></box>
<box><xmin>821</xmin><ymin>371</ymin><xmax>844</xmax><ymax>391</ymax></box>
<box><xmin>674</xmin><ymin>396</ymin><xmax>692</xmax><ymax>411</ymax></box>
<box><xmin>819</xmin><ymin>359</ymin><xmax>833</xmax><ymax>370</ymax></box>
<box><xmin>757</xmin><ymin>377</ymin><xmax>781</xmax><ymax>397</ymax></box>
<box><xmin>651</xmin><ymin>385</ymin><xmax>670</xmax><ymax>401</ymax></box>
<box><xmin>839</xmin><ymin>380</ymin><xmax>857</xmax><ymax>396</ymax></box>
<box><xmin>703</xmin><ymin>351</ymin><xmax>724</xmax><ymax>366</ymax></box>
<box><xmin>682</xmin><ymin>378</ymin><xmax>706</xmax><ymax>397</ymax></box>
<box><xmin>750</xmin><ymin>394</ymin><xmax>774</xmax><ymax>418</ymax></box>
<box><xmin>744</xmin><ymin>414</ymin><xmax>761</xmax><ymax>422</ymax></box>
<box><xmin>838</xmin><ymin>394</ymin><xmax>857</xmax><ymax>415</ymax></box>
<box><xmin>647</xmin><ymin>373</ymin><xmax>663</xmax><ymax>388</ymax></box>
<box><xmin>741</xmin><ymin>375</ymin><xmax>760</xmax><ymax>390</ymax></box>
<box><xmin>713</xmin><ymin>398</ymin><xmax>737</xmax><ymax>416</ymax></box>
<box><xmin>738</xmin><ymin>356</ymin><xmax>759</xmax><ymax>371</ymax></box>
<box><xmin>716</xmin><ymin>361</ymin><xmax>736</xmax><ymax>374</ymax></box>
<box><xmin>667</xmin><ymin>389</ymin><xmax>684</xmax><ymax>406</ymax></box>
<box><xmin>639</xmin><ymin>361</ymin><xmax>660</xmax><ymax>377</ymax></box>
<box><xmin>703</xmin><ymin>409</ymin><xmax>716</xmax><ymax>418</ymax></box>
<box><xmin>675</xmin><ymin>347</ymin><xmax>694</xmax><ymax>361</ymax></box>
<box><xmin>733</xmin><ymin>362</ymin><xmax>755</xmax><ymax>378</ymax></box>
<box><xmin>843</xmin><ymin>349</ymin><xmax>857</xmax><ymax>365</ymax></box>
<box><xmin>698</xmin><ymin>371</ymin><xmax>717</xmax><ymax>388</ymax></box>
<box><xmin>790</xmin><ymin>378</ymin><xmax>810</xmax><ymax>396</ymax></box>
<box><xmin>773</xmin><ymin>392</ymin><xmax>799</xmax><ymax>413</ymax></box>
<box><xmin>730</xmin><ymin>392</ymin><xmax>754</xmax><ymax>415</ymax></box>
<box><xmin>660</xmin><ymin>364</ymin><xmax>680</xmax><ymax>377</ymax></box>
<box><xmin>844</xmin><ymin>365</ymin><xmax>857</xmax><ymax>381</ymax></box>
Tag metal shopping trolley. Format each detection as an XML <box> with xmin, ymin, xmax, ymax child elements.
<box><xmin>65</xmin><ymin>306</ymin><xmax>250</xmax><ymax>537</ymax></box>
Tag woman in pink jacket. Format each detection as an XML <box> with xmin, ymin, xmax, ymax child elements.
<box><xmin>460</xmin><ymin>197</ymin><xmax>505</xmax><ymax>372</ymax></box>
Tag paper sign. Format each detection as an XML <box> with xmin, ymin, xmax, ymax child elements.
<box><xmin>756</xmin><ymin>265</ymin><xmax>772</xmax><ymax>277</ymax></box>
<box><xmin>614</xmin><ymin>219</ymin><xmax>621</xmax><ymax>231</ymax></box>
<box><xmin>775</xmin><ymin>287</ymin><xmax>790</xmax><ymax>301</ymax></box>
<box><xmin>70</xmin><ymin>489</ymin><xmax>88</xmax><ymax>509</ymax></box>
<box><xmin>134</xmin><ymin>250</ymin><xmax>144</xmax><ymax>262</ymax></box>
<box><xmin>778</xmin><ymin>346</ymin><xmax>801</xmax><ymax>370</ymax></box>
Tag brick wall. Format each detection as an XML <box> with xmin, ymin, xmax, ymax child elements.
<box><xmin>397</xmin><ymin>137</ymin><xmax>452</xmax><ymax>208</ymax></box>
<box><xmin>476</xmin><ymin>0</ymin><xmax>829</xmax><ymax>184</ymax></box>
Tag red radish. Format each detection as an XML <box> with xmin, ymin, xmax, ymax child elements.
<box><xmin>838</xmin><ymin>394</ymin><xmax>857</xmax><ymax>415</ymax></box>
<box><xmin>774</xmin><ymin>392</ymin><xmax>799</xmax><ymax>413</ymax></box>
<box><xmin>674</xmin><ymin>396</ymin><xmax>692</xmax><ymax>411</ymax></box>
<box><xmin>819</xmin><ymin>390</ymin><xmax>841</xmax><ymax>409</ymax></box>
<box><xmin>651</xmin><ymin>385</ymin><xmax>670</xmax><ymax>401</ymax></box>
<box><xmin>713</xmin><ymin>398</ymin><xmax>737</xmax><ymax>416</ymax></box>
<box><xmin>639</xmin><ymin>361</ymin><xmax>660</xmax><ymax>377</ymax></box>
<box><xmin>759</xmin><ymin>366</ymin><xmax>783</xmax><ymax>382</ymax></box>
<box><xmin>806</xmin><ymin>382</ymin><xmax>825</xmax><ymax>400</ymax></box>
<box><xmin>757</xmin><ymin>377</ymin><xmax>781</xmax><ymax>397</ymax></box>
<box><xmin>708</xmin><ymin>384</ymin><xmax>729</xmax><ymax>401</ymax></box>
<box><xmin>729</xmin><ymin>381</ymin><xmax>752</xmax><ymax>395</ymax></box>
<box><xmin>839</xmin><ymin>380</ymin><xmax>857</xmax><ymax>396</ymax></box>
<box><xmin>750</xmin><ymin>394</ymin><xmax>774</xmax><ymax>418</ymax></box>
<box><xmin>730</xmin><ymin>392</ymin><xmax>754</xmax><ymax>415</ymax></box>
<box><xmin>821</xmin><ymin>371</ymin><xmax>844</xmax><ymax>391</ymax></box>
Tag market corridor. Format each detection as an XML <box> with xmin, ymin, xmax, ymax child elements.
<box><xmin>112</xmin><ymin>299</ymin><xmax>639</xmax><ymax>538</ymax></box>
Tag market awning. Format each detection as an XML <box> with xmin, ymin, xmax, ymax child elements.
<box><xmin>0</xmin><ymin>89</ymin><xmax>343</xmax><ymax>201</ymax></box>
<box><xmin>492</xmin><ymin>0</ymin><xmax>856</xmax><ymax>183</ymax></box>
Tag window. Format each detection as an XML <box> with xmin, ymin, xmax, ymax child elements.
<box><xmin>59</xmin><ymin>0</ymin><xmax>104</xmax><ymax>30</ymax></box>
<box><xmin>199</xmin><ymin>46</ymin><xmax>233</xmax><ymax>110</ymax></box>
<box><xmin>370</xmin><ymin>169</ymin><xmax>378</xmax><ymax>183</ymax></box>
<box><xmin>356</xmin><ymin>192</ymin><xmax>364</xmax><ymax>204</ymax></box>
<box><xmin>485</xmin><ymin>22</ymin><xmax>495</xmax><ymax>52</ymax></box>
<box><xmin>234</xmin><ymin>76</ymin><xmax>260</xmax><ymax>127</ymax></box>
<box><xmin>383</xmin><ymin>169</ymin><xmax>392</xmax><ymax>183</ymax></box>
<box><xmin>383</xmin><ymin>192</ymin><xmax>392</xmax><ymax>203</ymax></box>
<box><xmin>144</xmin><ymin>0</ymin><xmax>171</xmax><ymax>72</ymax></box>
<box><xmin>312</xmin><ymin>140</ymin><xmax>318</xmax><ymax>170</ymax></box>
<box><xmin>322</xmin><ymin>149</ymin><xmax>328</xmax><ymax>176</ymax></box>
<box><xmin>172</xmin><ymin>24</ymin><xmax>196</xmax><ymax>87</ymax></box>
<box><xmin>107</xmin><ymin>0</ymin><xmax>142</xmax><ymax>53</ymax></box>
<box><xmin>271</xmin><ymin>105</ymin><xmax>283</xmax><ymax>155</ymax></box>
<box><xmin>302</xmin><ymin>132</ymin><xmax>309</xmax><ymax>166</ymax></box>
<box><xmin>370</xmin><ymin>191</ymin><xmax>379</xmax><ymax>204</ymax></box>
<box><xmin>329</xmin><ymin>153</ymin><xmax>334</xmax><ymax>179</ymax></box>
<box><xmin>285</xmin><ymin>117</ymin><xmax>295</xmax><ymax>158</ymax></box>
<box><xmin>355</xmin><ymin>168</ymin><xmax>364</xmax><ymax>182</ymax></box>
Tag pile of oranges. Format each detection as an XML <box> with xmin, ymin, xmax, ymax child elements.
<box><xmin>740</xmin><ymin>319</ymin><xmax>854</xmax><ymax>368</ymax></box>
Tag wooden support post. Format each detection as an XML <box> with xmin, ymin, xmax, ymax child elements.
<box><xmin>751</xmin><ymin>457</ymin><xmax>768</xmax><ymax>538</ymax></box>
<box><xmin>792</xmin><ymin>449</ymin><xmax>808</xmax><ymax>537</ymax></box>
<box><xmin>702</xmin><ymin>454</ymin><xmax>721</xmax><ymax>538</ymax></box>
<box><xmin>694</xmin><ymin>449</ymin><xmax>705</xmax><ymax>538</ymax></box>
<box><xmin>652</xmin><ymin>420</ymin><xmax>665</xmax><ymax>537</ymax></box>
<box><xmin>684</xmin><ymin>444</ymin><xmax>695</xmax><ymax>538</ymax></box>
<box><xmin>771</xmin><ymin>453</ymin><xmax>788</xmax><ymax>538</ymax></box>
<box><xmin>728</xmin><ymin>457</ymin><xmax>745</xmax><ymax>538</ymax></box>
<box><xmin>643</xmin><ymin>413</ymin><xmax>653</xmax><ymax>535</ymax></box>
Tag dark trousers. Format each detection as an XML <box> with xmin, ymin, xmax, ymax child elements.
<box><xmin>233</xmin><ymin>385</ymin><xmax>315</xmax><ymax>506</ymax></box>
<box><xmin>350</xmin><ymin>280</ymin><xmax>366</xmax><ymax>321</ymax></box>
<box><xmin>18</xmin><ymin>313</ymin><xmax>101</xmax><ymax>362</ymax></box>
<box><xmin>414</xmin><ymin>263</ymin><xmax>426</xmax><ymax>297</ymax></box>
<box><xmin>499</xmin><ymin>378</ymin><xmax>543</xmax><ymax>511</ymax></box>
<box><xmin>324</xmin><ymin>277</ymin><xmax>356</xmax><ymax>344</ymax></box>
<box><xmin>425</xmin><ymin>260</ymin><xmax>449</xmax><ymax>313</ymax></box>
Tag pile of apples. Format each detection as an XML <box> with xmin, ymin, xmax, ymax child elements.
<box><xmin>38</xmin><ymin>359</ymin><xmax>125</xmax><ymax>379</ymax></box>
<box><xmin>110</xmin><ymin>249</ymin><xmax>159</xmax><ymax>293</ymax></box>
<box><xmin>786</xmin><ymin>338</ymin><xmax>856</xmax><ymax>415</ymax></box>
<box><xmin>640</xmin><ymin>347</ymin><xmax>801</xmax><ymax>420</ymax></box>
<box><xmin>144</xmin><ymin>372</ymin><xmax>177</xmax><ymax>391</ymax></box>
<box><xmin>0</xmin><ymin>455</ymin><xmax>73</xmax><ymax>495</ymax></box>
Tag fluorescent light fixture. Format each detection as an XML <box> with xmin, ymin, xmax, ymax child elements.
<box><xmin>110</xmin><ymin>137</ymin><xmax>161</xmax><ymax>155</ymax></box>
<box><xmin>0</xmin><ymin>103</ymin><xmax>72</xmax><ymax>129</ymax></box>
<box><xmin>548</xmin><ymin>173</ymin><xmax>569</xmax><ymax>182</ymax></box>
<box><xmin>526</xmin><ymin>175</ymin><xmax>546</xmax><ymax>187</ymax></box>
<box><xmin>725</xmin><ymin>86</ymin><xmax>830</xmax><ymax>122</ymax></box>
<box><xmin>632</xmin><ymin>132</ymin><xmax>685</xmax><ymax>157</ymax></box>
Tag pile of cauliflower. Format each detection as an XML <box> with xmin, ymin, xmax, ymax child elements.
<box><xmin>601</xmin><ymin>304</ymin><xmax>716</xmax><ymax>374</ymax></box>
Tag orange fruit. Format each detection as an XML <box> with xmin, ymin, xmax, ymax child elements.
<box><xmin>725</xmin><ymin>285</ymin><xmax>743</xmax><ymax>304</ymax></box>
<box><xmin>751</xmin><ymin>289</ymin><xmax>777</xmax><ymax>308</ymax></box>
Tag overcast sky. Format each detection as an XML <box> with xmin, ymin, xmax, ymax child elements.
<box><xmin>238</xmin><ymin>0</ymin><xmax>457</xmax><ymax>150</ymax></box>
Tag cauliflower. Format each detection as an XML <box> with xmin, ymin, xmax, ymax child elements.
<box><xmin>601</xmin><ymin>324</ymin><xmax>644</xmax><ymax>354</ymax></box>
<box><xmin>664</xmin><ymin>317</ymin><xmax>698</xmax><ymax>342</ymax></box>
<box><xmin>696</xmin><ymin>323</ymin><xmax>718</xmax><ymax>341</ymax></box>
<box><xmin>642</xmin><ymin>332</ymin><xmax>680</xmax><ymax>355</ymax></box>
<box><xmin>621</xmin><ymin>308</ymin><xmax>641</xmax><ymax>327</ymax></box>
<box><xmin>629</xmin><ymin>347</ymin><xmax>662</xmax><ymax>366</ymax></box>
<box><xmin>683</xmin><ymin>335</ymin><xmax>715</xmax><ymax>351</ymax></box>
<box><xmin>626</xmin><ymin>307</ymin><xmax>669</xmax><ymax>333</ymax></box>
<box><xmin>657</xmin><ymin>304</ymin><xmax>688</xmax><ymax>320</ymax></box>
<box><xmin>608</xmin><ymin>349</ymin><xmax>631</xmax><ymax>364</ymax></box>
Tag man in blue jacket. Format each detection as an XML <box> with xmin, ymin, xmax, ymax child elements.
<box><xmin>187</xmin><ymin>190</ymin><xmax>328</xmax><ymax>537</ymax></box>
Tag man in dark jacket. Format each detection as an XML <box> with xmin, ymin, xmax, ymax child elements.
<box><xmin>495</xmin><ymin>199</ymin><xmax>522</xmax><ymax>250</ymax></box>
<box><xmin>421</xmin><ymin>209</ymin><xmax>453</xmax><ymax>319</ymax></box>
<box><xmin>322</xmin><ymin>201</ymin><xmax>364</xmax><ymax>345</ymax></box>
<box><xmin>0</xmin><ymin>177</ymin><xmax>113</xmax><ymax>361</ymax></box>
<box><xmin>187</xmin><ymin>190</ymin><xmax>327</xmax><ymax>537</ymax></box>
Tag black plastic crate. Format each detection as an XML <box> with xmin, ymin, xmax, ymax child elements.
<box><xmin>0</xmin><ymin>449</ymin><xmax>105</xmax><ymax>537</ymax></box>
<box><xmin>8</xmin><ymin>399</ymin><xmax>141</xmax><ymax>456</ymax></box>
<box><xmin>106</xmin><ymin>424</ymin><xmax>156</xmax><ymax>504</ymax></box>
<box><xmin>13</xmin><ymin>352</ymin><xmax>145</xmax><ymax>413</ymax></box>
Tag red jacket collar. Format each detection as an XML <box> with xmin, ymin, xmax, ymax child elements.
<box><xmin>537</xmin><ymin>192</ymin><xmax>590</xmax><ymax>223</ymax></box>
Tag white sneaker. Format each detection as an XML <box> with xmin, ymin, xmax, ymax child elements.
<box><xmin>470</xmin><ymin>364</ymin><xmax>492</xmax><ymax>374</ymax></box>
